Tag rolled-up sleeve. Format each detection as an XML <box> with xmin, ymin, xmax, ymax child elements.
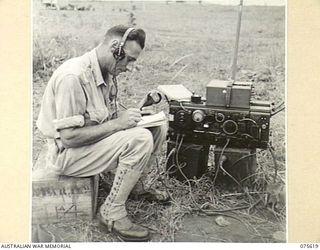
<box><xmin>53</xmin><ymin>74</ymin><xmax>86</xmax><ymax>131</ymax></box>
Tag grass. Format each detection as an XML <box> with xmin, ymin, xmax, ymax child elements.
<box><xmin>33</xmin><ymin>1</ymin><xmax>286</xmax><ymax>242</ymax></box>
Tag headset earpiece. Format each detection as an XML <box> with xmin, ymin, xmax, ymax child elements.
<box><xmin>112</xmin><ymin>27</ymin><xmax>135</xmax><ymax>61</ymax></box>
<box><xmin>113</xmin><ymin>46</ymin><xmax>125</xmax><ymax>61</ymax></box>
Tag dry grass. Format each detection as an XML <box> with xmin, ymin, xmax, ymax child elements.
<box><xmin>33</xmin><ymin>1</ymin><xmax>285</xmax><ymax>242</ymax></box>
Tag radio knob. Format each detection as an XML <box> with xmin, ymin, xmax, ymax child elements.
<box><xmin>215</xmin><ymin>112</ymin><xmax>225</xmax><ymax>122</ymax></box>
<box><xmin>206</xmin><ymin>115</ymin><xmax>215</xmax><ymax>123</ymax></box>
<box><xmin>191</xmin><ymin>94</ymin><xmax>202</xmax><ymax>104</ymax></box>
<box><xmin>176</xmin><ymin>110</ymin><xmax>186</xmax><ymax>122</ymax></box>
<box><xmin>222</xmin><ymin>120</ymin><xmax>239</xmax><ymax>135</ymax></box>
<box><xmin>261</xmin><ymin>124</ymin><xmax>267</xmax><ymax>130</ymax></box>
<box><xmin>192</xmin><ymin>110</ymin><xmax>205</xmax><ymax>123</ymax></box>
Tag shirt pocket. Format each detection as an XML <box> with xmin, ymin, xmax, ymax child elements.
<box><xmin>80</xmin><ymin>70</ymin><xmax>111</xmax><ymax>124</ymax></box>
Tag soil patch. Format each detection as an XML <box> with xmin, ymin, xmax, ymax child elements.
<box><xmin>175</xmin><ymin>214</ymin><xmax>285</xmax><ymax>243</ymax></box>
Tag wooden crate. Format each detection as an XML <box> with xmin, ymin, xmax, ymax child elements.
<box><xmin>32</xmin><ymin>147</ymin><xmax>95</xmax><ymax>224</ymax></box>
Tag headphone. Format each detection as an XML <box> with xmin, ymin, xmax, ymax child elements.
<box><xmin>113</xmin><ymin>27</ymin><xmax>135</xmax><ymax>61</ymax></box>
<box><xmin>111</xmin><ymin>27</ymin><xmax>135</xmax><ymax>118</ymax></box>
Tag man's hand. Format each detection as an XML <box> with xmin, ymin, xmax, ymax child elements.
<box><xmin>59</xmin><ymin>109</ymin><xmax>142</xmax><ymax>148</ymax></box>
<box><xmin>117</xmin><ymin>108</ymin><xmax>142</xmax><ymax>129</ymax></box>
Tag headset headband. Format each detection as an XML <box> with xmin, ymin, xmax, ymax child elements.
<box><xmin>119</xmin><ymin>27</ymin><xmax>135</xmax><ymax>48</ymax></box>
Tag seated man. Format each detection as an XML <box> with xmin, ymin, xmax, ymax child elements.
<box><xmin>36</xmin><ymin>25</ymin><xmax>168</xmax><ymax>242</ymax></box>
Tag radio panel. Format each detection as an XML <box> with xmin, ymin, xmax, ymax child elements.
<box><xmin>168</xmin><ymin>100</ymin><xmax>271</xmax><ymax>149</ymax></box>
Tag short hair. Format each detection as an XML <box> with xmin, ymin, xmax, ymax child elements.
<box><xmin>104</xmin><ymin>25</ymin><xmax>146</xmax><ymax>49</ymax></box>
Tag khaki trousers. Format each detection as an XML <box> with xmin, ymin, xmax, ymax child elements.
<box><xmin>56</xmin><ymin>124</ymin><xmax>168</xmax><ymax>177</ymax></box>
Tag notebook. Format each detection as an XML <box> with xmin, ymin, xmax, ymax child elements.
<box><xmin>137</xmin><ymin>111</ymin><xmax>167</xmax><ymax>128</ymax></box>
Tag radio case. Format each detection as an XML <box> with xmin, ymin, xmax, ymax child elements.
<box><xmin>206</xmin><ymin>79</ymin><xmax>252</xmax><ymax>109</ymax></box>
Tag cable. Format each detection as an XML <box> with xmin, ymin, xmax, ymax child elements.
<box><xmin>239</xmin><ymin>118</ymin><xmax>257</xmax><ymax>125</ymax></box>
<box><xmin>174</xmin><ymin>148</ymin><xmax>251</xmax><ymax>220</ymax></box>
<box><xmin>218</xmin><ymin>158</ymin><xmax>255</xmax><ymax>204</ymax></box>
<box><xmin>165</xmin><ymin>134</ymin><xmax>182</xmax><ymax>175</ymax></box>
<box><xmin>175</xmin><ymin>135</ymin><xmax>186</xmax><ymax>176</ymax></box>
<box><xmin>175</xmin><ymin>133</ymin><xmax>180</xmax><ymax>150</ymax></box>
<box><xmin>179</xmin><ymin>102</ymin><xmax>188</xmax><ymax>112</ymax></box>
<box><xmin>162</xmin><ymin>137</ymin><xmax>254</xmax><ymax>218</ymax></box>
<box><xmin>212</xmin><ymin>138</ymin><xmax>230</xmax><ymax>185</ymax></box>
<box><xmin>241</xmin><ymin>133</ymin><xmax>254</xmax><ymax>140</ymax></box>
<box><xmin>229</xmin><ymin>152</ymin><xmax>256</xmax><ymax>169</ymax></box>
<box><xmin>274</xmin><ymin>101</ymin><xmax>285</xmax><ymax>110</ymax></box>
<box><xmin>111</xmin><ymin>60</ymin><xmax>120</xmax><ymax>118</ymax></box>
<box><xmin>167</xmin><ymin>134</ymin><xmax>181</xmax><ymax>173</ymax></box>
<box><xmin>165</xmin><ymin>149</ymin><xmax>179</xmax><ymax>174</ymax></box>
<box><xmin>174</xmin><ymin>135</ymin><xmax>205</xmax><ymax>207</ymax></box>
<box><xmin>219</xmin><ymin>164</ymin><xmax>242</xmax><ymax>189</ymax></box>
<box><xmin>271</xmin><ymin>106</ymin><xmax>285</xmax><ymax>117</ymax></box>
<box><xmin>164</xmin><ymin>148</ymin><xmax>176</xmax><ymax>170</ymax></box>
<box><xmin>163</xmin><ymin>94</ymin><xmax>170</xmax><ymax>104</ymax></box>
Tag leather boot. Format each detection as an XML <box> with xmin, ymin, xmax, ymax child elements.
<box><xmin>99</xmin><ymin>165</ymin><xmax>150</xmax><ymax>241</ymax></box>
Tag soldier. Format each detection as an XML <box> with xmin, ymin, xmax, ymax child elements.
<box><xmin>36</xmin><ymin>25</ymin><xmax>168</xmax><ymax>241</ymax></box>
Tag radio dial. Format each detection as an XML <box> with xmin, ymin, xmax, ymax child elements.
<box><xmin>192</xmin><ymin>110</ymin><xmax>205</xmax><ymax>123</ymax></box>
<box><xmin>215</xmin><ymin>112</ymin><xmax>225</xmax><ymax>122</ymax></box>
<box><xmin>222</xmin><ymin>120</ymin><xmax>239</xmax><ymax>135</ymax></box>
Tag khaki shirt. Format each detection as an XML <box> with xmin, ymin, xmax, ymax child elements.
<box><xmin>36</xmin><ymin>49</ymin><xmax>116</xmax><ymax>165</ymax></box>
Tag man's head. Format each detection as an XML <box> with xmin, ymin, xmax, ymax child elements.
<box><xmin>97</xmin><ymin>25</ymin><xmax>146</xmax><ymax>76</ymax></box>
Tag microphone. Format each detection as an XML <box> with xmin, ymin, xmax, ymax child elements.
<box><xmin>138</xmin><ymin>91</ymin><xmax>162</xmax><ymax>110</ymax></box>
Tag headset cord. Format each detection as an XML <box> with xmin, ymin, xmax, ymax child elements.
<box><xmin>112</xmin><ymin>60</ymin><xmax>120</xmax><ymax>118</ymax></box>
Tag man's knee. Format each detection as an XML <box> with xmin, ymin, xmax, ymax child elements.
<box><xmin>119</xmin><ymin>128</ymin><xmax>154</xmax><ymax>171</ymax></box>
<box><xmin>131</xmin><ymin>127</ymin><xmax>154</xmax><ymax>150</ymax></box>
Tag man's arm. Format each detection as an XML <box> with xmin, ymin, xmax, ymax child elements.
<box><xmin>59</xmin><ymin>108</ymin><xmax>142</xmax><ymax>148</ymax></box>
<box><xmin>52</xmin><ymin>74</ymin><xmax>142</xmax><ymax>148</ymax></box>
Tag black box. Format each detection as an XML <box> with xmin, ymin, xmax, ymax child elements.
<box><xmin>214</xmin><ymin>147</ymin><xmax>257</xmax><ymax>186</ymax></box>
<box><xmin>166</xmin><ymin>141</ymin><xmax>209</xmax><ymax>181</ymax></box>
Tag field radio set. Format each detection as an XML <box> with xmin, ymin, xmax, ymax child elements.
<box><xmin>167</xmin><ymin>80</ymin><xmax>273</xmax><ymax>149</ymax></box>
<box><xmin>160</xmin><ymin>80</ymin><xmax>273</xmax><ymax>183</ymax></box>
<box><xmin>159</xmin><ymin>0</ymin><xmax>276</xmax><ymax>183</ymax></box>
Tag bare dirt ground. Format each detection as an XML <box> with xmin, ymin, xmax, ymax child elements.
<box><xmin>32</xmin><ymin>1</ymin><xmax>286</xmax><ymax>243</ymax></box>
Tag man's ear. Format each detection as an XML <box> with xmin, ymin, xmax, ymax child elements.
<box><xmin>110</xmin><ymin>39</ymin><xmax>119</xmax><ymax>53</ymax></box>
